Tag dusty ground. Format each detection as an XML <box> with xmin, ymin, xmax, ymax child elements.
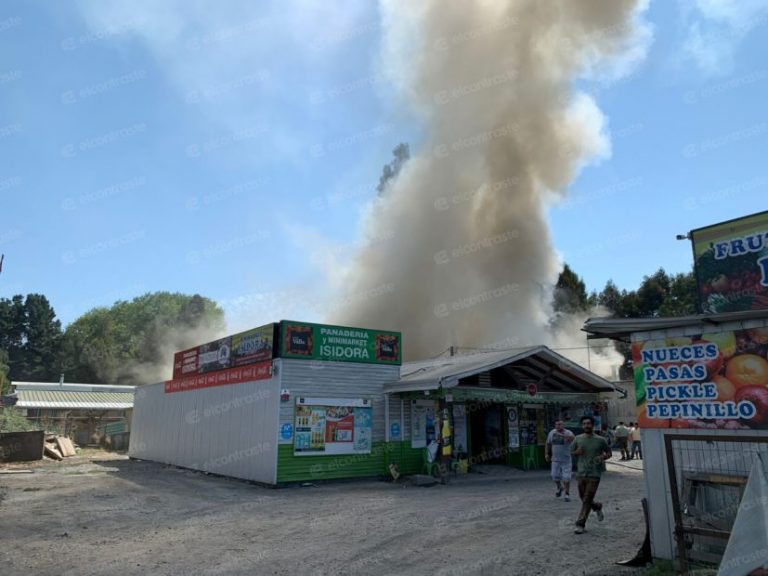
<box><xmin>0</xmin><ymin>453</ymin><xmax>649</xmax><ymax>576</ymax></box>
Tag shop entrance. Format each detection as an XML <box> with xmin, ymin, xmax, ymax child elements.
<box><xmin>470</xmin><ymin>403</ymin><xmax>505</xmax><ymax>463</ymax></box>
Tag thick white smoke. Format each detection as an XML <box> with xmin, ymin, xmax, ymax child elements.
<box><xmin>333</xmin><ymin>0</ymin><xmax>650</xmax><ymax>368</ymax></box>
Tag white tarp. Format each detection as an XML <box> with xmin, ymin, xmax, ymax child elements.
<box><xmin>718</xmin><ymin>454</ymin><xmax>768</xmax><ymax>576</ymax></box>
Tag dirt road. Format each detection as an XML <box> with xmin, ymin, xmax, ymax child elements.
<box><xmin>0</xmin><ymin>454</ymin><xmax>648</xmax><ymax>576</ymax></box>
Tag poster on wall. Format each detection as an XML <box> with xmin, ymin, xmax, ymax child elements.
<box><xmin>506</xmin><ymin>406</ymin><xmax>520</xmax><ymax>451</ymax></box>
<box><xmin>453</xmin><ymin>404</ymin><xmax>468</xmax><ymax>454</ymax></box>
<box><xmin>293</xmin><ymin>398</ymin><xmax>372</xmax><ymax>455</ymax></box>
<box><xmin>281</xmin><ymin>321</ymin><xmax>402</xmax><ymax>365</ymax></box>
<box><xmin>690</xmin><ymin>210</ymin><xmax>768</xmax><ymax>314</ymax></box>
<box><xmin>411</xmin><ymin>400</ymin><xmax>432</xmax><ymax>449</ymax></box>
<box><xmin>634</xmin><ymin>327</ymin><xmax>768</xmax><ymax>429</ymax></box>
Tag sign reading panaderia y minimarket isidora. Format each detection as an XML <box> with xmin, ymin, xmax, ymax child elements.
<box><xmin>280</xmin><ymin>320</ymin><xmax>401</xmax><ymax>365</ymax></box>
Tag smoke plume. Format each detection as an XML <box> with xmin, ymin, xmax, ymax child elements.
<box><xmin>334</xmin><ymin>0</ymin><xmax>649</xmax><ymax>365</ymax></box>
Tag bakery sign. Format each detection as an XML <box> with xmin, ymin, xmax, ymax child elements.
<box><xmin>280</xmin><ymin>320</ymin><xmax>402</xmax><ymax>365</ymax></box>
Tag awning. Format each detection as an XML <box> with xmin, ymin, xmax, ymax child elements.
<box><xmin>384</xmin><ymin>346</ymin><xmax>615</xmax><ymax>396</ymax></box>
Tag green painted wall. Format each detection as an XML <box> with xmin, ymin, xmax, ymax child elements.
<box><xmin>276</xmin><ymin>441</ymin><xmax>426</xmax><ymax>483</ymax></box>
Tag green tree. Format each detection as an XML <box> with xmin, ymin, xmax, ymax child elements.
<box><xmin>658</xmin><ymin>271</ymin><xmax>697</xmax><ymax>317</ymax></box>
<box><xmin>553</xmin><ymin>263</ymin><xmax>589</xmax><ymax>314</ymax></box>
<box><xmin>594</xmin><ymin>268</ymin><xmax>698</xmax><ymax>379</ymax></box>
<box><xmin>636</xmin><ymin>268</ymin><xmax>672</xmax><ymax>317</ymax></box>
<box><xmin>22</xmin><ymin>294</ymin><xmax>63</xmax><ymax>381</ymax></box>
<box><xmin>62</xmin><ymin>292</ymin><xmax>225</xmax><ymax>385</ymax></box>
<box><xmin>0</xmin><ymin>294</ymin><xmax>63</xmax><ymax>383</ymax></box>
<box><xmin>0</xmin><ymin>349</ymin><xmax>10</xmax><ymax>396</ymax></box>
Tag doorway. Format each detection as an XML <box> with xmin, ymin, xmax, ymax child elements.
<box><xmin>470</xmin><ymin>403</ymin><xmax>504</xmax><ymax>463</ymax></box>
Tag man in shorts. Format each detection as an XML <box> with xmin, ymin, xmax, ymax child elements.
<box><xmin>545</xmin><ymin>420</ymin><xmax>575</xmax><ymax>502</ymax></box>
<box><xmin>571</xmin><ymin>415</ymin><xmax>612</xmax><ymax>534</ymax></box>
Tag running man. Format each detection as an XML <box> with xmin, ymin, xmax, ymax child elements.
<box><xmin>571</xmin><ymin>415</ymin><xmax>612</xmax><ymax>534</ymax></box>
<box><xmin>545</xmin><ymin>420</ymin><xmax>575</xmax><ymax>501</ymax></box>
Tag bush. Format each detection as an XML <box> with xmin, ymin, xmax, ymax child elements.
<box><xmin>0</xmin><ymin>408</ymin><xmax>42</xmax><ymax>433</ymax></box>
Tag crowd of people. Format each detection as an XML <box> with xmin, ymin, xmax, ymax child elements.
<box><xmin>613</xmin><ymin>421</ymin><xmax>642</xmax><ymax>460</ymax></box>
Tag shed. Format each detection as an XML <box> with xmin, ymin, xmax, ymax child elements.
<box><xmin>10</xmin><ymin>382</ymin><xmax>135</xmax><ymax>446</ymax></box>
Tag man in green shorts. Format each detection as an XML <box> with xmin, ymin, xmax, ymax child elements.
<box><xmin>571</xmin><ymin>415</ymin><xmax>612</xmax><ymax>534</ymax></box>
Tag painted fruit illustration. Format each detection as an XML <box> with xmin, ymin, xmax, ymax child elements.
<box><xmin>711</xmin><ymin>375</ymin><xmax>737</xmax><ymax>402</ymax></box>
<box><xmin>725</xmin><ymin>354</ymin><xmax>768</xmax><ymax>388</ymax></box>
<box><xmin>702</xmin><ymin>331</ymin><xmax>737</xmax><ymax>359</ymax></box>
<box><xmin>735</xmin><ymin>385</ymin><xmax>768</xmax><ymax>427</ymax></box>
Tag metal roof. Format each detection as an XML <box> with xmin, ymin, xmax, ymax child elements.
<box><xmin>13</xmin><ymin>381</ymin><xmax>134</xmax><ymax>393</ymax></box>
<box><xmin>13</xmin><ymin>389</ymin><xmax>134</xmax><ymax>410</ymax></box>
<box><xmin>385</xmin><ymin>346</ymin><xmax>615</xmax><ymax>395</ymax></box>
<box><xmin>582</xmin><ymin>309</ymin><xmax>768</xmax><ymax>341</ymax></box>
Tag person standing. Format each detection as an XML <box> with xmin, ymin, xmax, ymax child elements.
<box><xmin>626</xmin><ymin>422</ymin><xmax>636</xmax><ymax>460</ymax></box>
<box><xmin>614</xmin><ymin>421</ymin><xmax>630</xmax><ymax>460</ymax></box>
<box><xmin>630</xmin><ymin>422</ymin><xmax>642</xmax><ymax>460</ymax></box>
<box><xmin>545</xmin><ymin>420</ymin><xmax>575</xmax><ymax>501</ymax></box>
<box><xmin>571</xmin><ymin>415</ymin><xmax>612</xmax><ymax>534</ymax></box>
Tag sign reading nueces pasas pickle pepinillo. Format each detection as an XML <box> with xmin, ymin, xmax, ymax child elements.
<box><xmin>280</xmin><ymin>320</ymin><xmax>401</xmax><ymax>365</ymax></box>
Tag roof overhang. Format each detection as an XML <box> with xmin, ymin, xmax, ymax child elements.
<box><xmin>583</xmin><ymin>309</ymin><xmax>768</xmax><ymax>342</ymax></box>
<box><xmin>384</xmin><ymin>346</ymin><xmax>616</xmax><ymax>396</ymax></box>
<box><xmin>14</xmin><ymin>400</ymin><xmax>134</xmax><ymax>410</ymax></box>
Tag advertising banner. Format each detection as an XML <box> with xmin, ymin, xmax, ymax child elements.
<box><xmin>171</xmin><ymin>324</ymin><xmax>276</xmax><ymax>379</ymax></box>
<box><xmin>691</xmin><ymin>210</ymin><xmax>768</xmax><ymax>313</ymax></box>
<box><xmin>280</xmin><ymin>321</ymin><xmax>401</xmax><ymax>365</ymax></box>
<box><xmin>197</xmin><ymin>336</ymin><xmax>232</xmax><ymax>373</ymax></box>
<box><xmin>231</xmin><ymin>324</ymin><xmax>275</xmax><ymax>366</ymax></box>
<box><xmin>165</xmin><ymin>361</ymin><xmax>272</xmax><ymax>393</ymax></box>
<box><xmin>293</xmin><ymin>398</ymin><xmax>372</xmax><ymax>455</ymax></box>
<box><xmin>172</xmin><ymin>347</ymin><xmax>199</xmax><ymax>380</ymax></box>
<box><xmin>633</xmin><ymin>327</ymin><xmax>768</xmax><ymax>429</ymax></box>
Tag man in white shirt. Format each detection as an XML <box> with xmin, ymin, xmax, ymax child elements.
<box><xmin>614</xmin><ymin>422</ymin><xmax>630</xmax><ymax>461</ymax></box>
<box><xmin>545</xmin><ymin>420</ymin><xmax>575</xmax><ymax>501</ymax></box>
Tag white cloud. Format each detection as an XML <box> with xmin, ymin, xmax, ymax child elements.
<box><xmin>682</xmin><ymin>0</ymin><xmax>768</xmax><ymax>75</ymax></box>
<box><xmin>73</xmin><ymin>1</ymin><xmax>373</xmax><ymax>158</ymax></box>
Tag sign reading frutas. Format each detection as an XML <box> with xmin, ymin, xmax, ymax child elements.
<box><xmin>633</xmin><ymin>328</ymin><xmax>768</xmax><ymax>429</ymax></box>
<box><xmin>280</xmin><ymin>321</ymin><xmax>401</xmax><ymax>365</ymax></box>
<box><xmin>691</xmin><ymin>210</ymin><xmax>768</xmax><ymax>313</ymax></box>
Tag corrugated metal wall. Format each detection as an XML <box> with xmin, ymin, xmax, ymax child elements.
<box><xmin>276</xmin><ymin>359</ymin><xmax>399</xmax><ymax>442</ymax></box>
<box><xmin>129</xmin><ymin>377</ymin><xmax>280</xmax><ymax>484</ymax></box>
<box><xmin>275</xmin><ymin>359</ymin><xmax>400</xmax><ymax>482</ymax></box>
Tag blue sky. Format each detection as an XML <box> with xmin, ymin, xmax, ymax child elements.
<box><xmin>1</xmin><ymin>0</ymin><xmax>767</xmax><ymax>330</ymax></box>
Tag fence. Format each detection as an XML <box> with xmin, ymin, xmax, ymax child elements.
<box><xmin>664</xmin><ymin>434</ymin><xmax>768</xmax><ymax>573</ymax></box>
